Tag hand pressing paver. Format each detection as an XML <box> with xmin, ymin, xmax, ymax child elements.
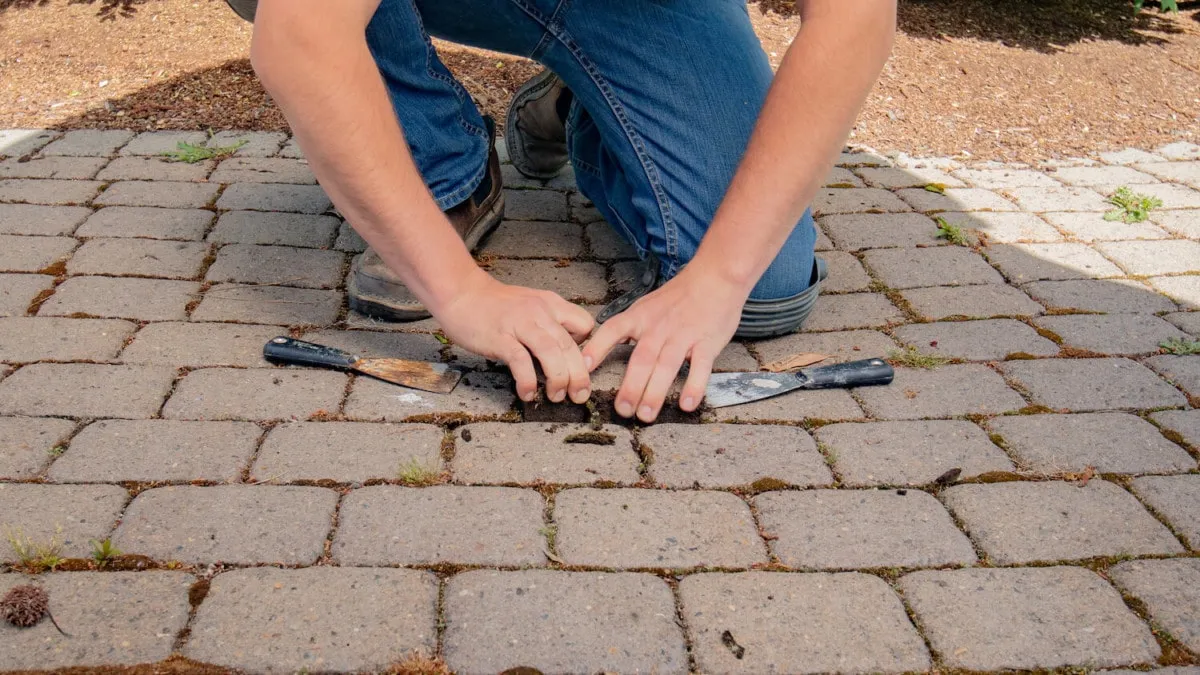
<box><xmin>0</xmin><ymin>234</ymin><xmax>76</xmax><ymax>273</ymax></box>
<box><xmin>756</xmin><ymin>489</ymin><xmax>976</xmax><ymax>569</ymax></box>
<box><xmin>641</xmin><ymin>423</ymin><xmax>832</xmax><ymax>489</ymax></box>
<box><xmin>112</xmin><ymin>485</ymin><xmax>337</xmax><ymax>565</ymax></box>
<box><xmin>119</xmin><ymin>322</ymin><xmax>281</xmax><ymax>367</ymax></box>
<box><xmin>1144</xmin><ymin>354</ymin><xmax>1200</xmax><ymax>398</ymax></box>
<box><xmin>452</xmin><ymin>422</ymin><xmax>639</xmax><ymax>485</ymax></box>
<box><xmin>443</xmin><ymin>570</ymin><xmax>687</xmax><ymax>675</ymax></box>
<box><xmin>1000</xmin><ymin>358</ymin><xmax>1187</xmax><ymax>411</ymax></box>
<box><xmin>205</xmin><ymin>243</ymin><xmax>344</xmax><ymax>289</ymax></box>
<box><xmin>553</xmin><ymin>488</ymin><xmax>766</xmax><ymax>568</ymax></box>
<box><xmin>680</xmin><ymin>572</ymin><xmax>931</xmax><ymax>675</ymax></box>
<box><xmin>66</xmin><ymin>237</ymin><xmax>209</xmax><ymax>278</ymax></box>
<box><xmin>1022</xmin><ymin>278</ymin><xmax>1178</xmax><ymax>314</ymax></box>
<box><xmin>988</xmin><ymin>412</ymin><xmax>1195</xmax><ymax>474</ymax></box>
<box><xmin>900</xmin><ymin>284</ymin><xmax>1044</xmax><ymax>320</ymax></box>
<box><xmin>855</xmin><ymin>364</ymin><xmax>1026</xmax><ymax>419</ymax></box>
<box><xmin>0</xmin><ymin>483</ymin><xmax>128</xmax><ymax>561</ymax></box>
<box><xmin>0</xmin><ymin>273</ymin><xmax>53</xmax><ymax>316</ymax></box>
<box><xmin>818</xmin><ymin>213</ymin><xmax>941</xmax><ymax>250</ymax></box>
<box><xmin>207</xmin><ymin>211</ymin><xmax>340</xmax><ymax>248</ymax></box>
<box><xmin>216</xmin><ymin>183</ymin><xmax>332</xmax><ymax>213</ymax></box>
<box><xmin>93</xmin><ymin>181</ymin><xmax>220</xmax><ymax>209</ymax></box>
<box><xmin>892</xmin><ymin>318</ymin><xmax>1058</xmax><ymax>361</ymax></box>
<box><xmin>38</xmin><ymin>277</ymin><xmax>200</xmax><ymax>321</ymax></box>
<box><xmin>0</xmin><ymin>179</ymin><xmax>103</xmax><ymax>206</ymax></box>
<box><xmin>48</xmin><ymin>420</ymin><xmax>262</xmax><ymax>483</ymax></box>
<box><xmin>0</xmin><ymin>204</ymin><xmax>91</xmax><ymax>235</ymax></box>
<box><xmin>816</xmin><ymin>420</ymin><xmax>1014</xmax><ymax>487</ymax></box>
<box><xmin>0</xmin><ymin>317</ymin><xmax>135</xmax><ymax>362</ymax></box>
<box><xmin>0</xmin><ymin>363</ymin><xmax>175</xmax><ymax>418</ymax></box>
<box><xmin>941</xmin><ymin>480</ymin><xmax>1183</xmax><ymax>563</ymax></box>
<box><xmin>1131</xmin><ymin>475</ymin><xmax>1200</xmax><ymax>550</ymax></box>
<box><xmin>899</xmin><ymin>567</ymin><xmax>1160</xmax><ymax>671</ymax></box>
<box><xmin>863</xmin><ymin>246</ymin><xmax>1004</xmax><ymax>289</ymax></box>
<box><xmin>75</xmin><ymin>206</ymin><xmax>213</xmax><ymax>240</ymax></box>
<box><xmin>162</xmin><ymin>367</ymin><xmax>347</xmax><ymax>421</ymax></box>
<box><xmin>345</xmin><ymin>371</ymin><xmax>515</xmax><ymax>423</ymax></box>
<box><xmin>0</xmin><ymin>572</ymin><xmax>192</xmax><ymax>671</ymax></box>
<box><xmin>0</xmin><ymin>416</ymin><xmax>74</xmax><ymax>479</ymax></box>
<box><xmin>189</xmin><ymin>283</ymin><xmax>343</xmax><ymax>325</ymax></box>
<box><xmin>1110</xmin><ymin>558</ymin><xmax>1200</xmax><ymax>653</ymax></box>
<box><xmin>251</xmin><ymin>421</ymin><xmax>443</xmax><ymax>483</ymax></box>
<box><xmin>184</xmin><ymin>567</ymin><xmax>438</xmax><ymax>674</ymax></box>
<box><xmin>333</xmin><ymin>485</ymin><xmax>545</xmax><ymax>566</ymax></box>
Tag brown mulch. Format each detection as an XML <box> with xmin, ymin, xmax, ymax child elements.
<box><xmin>1</xmin><ymin>0</ymin><xmax>1197</xmax><ymax>162</ymax></box>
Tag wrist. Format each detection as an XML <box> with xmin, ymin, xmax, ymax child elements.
<box><xmin>684</xmin><ymin>246</ymin><xmax>761</xmax><ymax>298</ymax></box>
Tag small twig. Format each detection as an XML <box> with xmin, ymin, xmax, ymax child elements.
<box><xmin>46</xmin><ymin>610</ymin><xmax>69</xmax><ymax>637</ymax></box>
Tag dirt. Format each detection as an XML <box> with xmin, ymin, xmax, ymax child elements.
<box><xmin>0</xmin><ymin>0</ymin><xmax>1197</xmax><ymax>162</ymax></box>
<box><xmin>522</xmin><ymin>391</ymin><xmax>709</xmax><ymax>426</ymax></box>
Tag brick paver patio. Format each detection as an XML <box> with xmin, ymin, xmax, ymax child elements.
<box><xmin>0</xmin><ymin>128</ymin><xmax>1198</xmax><ymax>673</ymax></box>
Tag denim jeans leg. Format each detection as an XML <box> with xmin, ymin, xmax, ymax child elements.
<box><xmin>366</xmin><ymin>0</ymin><xmax>495</xmax><ymax>210</ymax></box>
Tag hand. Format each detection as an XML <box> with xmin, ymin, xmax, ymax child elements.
<box><xmin>434</xmin><ymin>270</ymin><xmax>595</xmax><ymax>404</ymax></box>
<box><xmin>583</xmin><ymin>268</ymin><xmax>747</xmax><ymax>423</ymax></box>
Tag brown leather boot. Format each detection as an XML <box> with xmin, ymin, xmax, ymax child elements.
<box><xmin>347</xmin><ymin>122</ymin><xmax>505</xmax><ymax>322</ymax></box>
<box><xmin>505</xmin><ymin>69</ymin><xmax>570</xmax><ymax>180</ymax></box>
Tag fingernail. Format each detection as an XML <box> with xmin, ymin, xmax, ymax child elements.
<box><xmin>682</xmin><ymin>396</ymin><xmax>695</xmax><ymax>410</ymax></box>
<box><xmin>521</xmin><ymin>391</ymin><xmax>535</xmax><ymax>402</ymax></box>
<box><xmin>584</xmin><ymin>356</ymin><xmax>593</xmax><ymax>369</ymax></box>
<box><xmin>550</xmin><ymin>389</ymin><xmax>565</xmax><ymax>403</ymax></box>
<box><xmin>574</xmin><ymin>388</ymin><xmax>590</xmax><ymax>402</ymax></box>
<box><xmin>616</xmin><ymin>400</ymin><xmax>634</xmax><ymax>417</ymax></box>
<box><xmin>638</xmin><ymin>404</ymin><xmax>654</xmax><ymax>420</ymax></box>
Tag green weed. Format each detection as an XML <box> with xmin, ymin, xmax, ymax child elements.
<box><xmin>4</xmin><ymin>524</ymin><xmax>65</xmax><ymax>572</ymax></box>
<box><xmin>1103</xmin><ymin>186</ymin><xmax>1163</xmax><ymax>223</ymax></box>
<box><xmin>162</xmin><ymin>137</ymin><xmax>247</xmax><ymax>163</ymax></box>
<box><xmin>397</xmin><ymin>458</ymin><xmax>441</xmax><ymax>486</ymax></box>
<box><xmin>935</xmin><ymin>217</ymin><xmax>970</xmax><ymax>246</ymax></box>
<box><xmin>887</xmin><ymin>346</ymin><xmax>951</xmax><ymax>370</ymax></box>
<box><xmin>90</xmin><ymin>538</ymin><xmax>122</xmax><ymax>566</ymax></box>
<box><xmin>1160</xmin><ymin>337</ymin><xmax>1200</xmax><ymax>355</ymax></box>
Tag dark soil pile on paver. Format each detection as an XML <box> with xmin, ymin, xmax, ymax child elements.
<box><xmin>0</xmin><ymin>0</ymin><xmax>1197</xmax><ymax>161</ymax></box>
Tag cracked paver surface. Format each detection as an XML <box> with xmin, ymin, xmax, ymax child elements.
<box><xmin>0</xmin><ymin>130</ymin><xmax>1198</xmax><ymax>673</ymax></box>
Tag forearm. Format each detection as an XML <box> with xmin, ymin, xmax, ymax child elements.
<box><xmin>689</xmin><ymin>1</ymin><xmax>897</xmax><ymax>291</ymax></box>
<box><xmin>250</xmin><ymin>0</ymin><xmax>481</xmax><ymax>310</ymax></box>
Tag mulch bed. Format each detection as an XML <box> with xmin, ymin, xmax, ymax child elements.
<box><xmin>1</xmin><ymin>0</ymin><xmax>1197</xmax><ymax>162</ymax></box>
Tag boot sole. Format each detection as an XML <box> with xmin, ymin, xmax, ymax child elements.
<box><xmin>347</xmin><ymin>193</ymin><xmax>506</xmax><ymax>322</ymax></box>
<box><xmin>505</xmin><ymin>70</ymin><xmax>568</xmax><ymax>181</ymax></box>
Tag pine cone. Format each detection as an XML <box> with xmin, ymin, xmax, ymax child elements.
<box><xmin>0</xmin><ymin>585</ymin><xmax>50</xmax><ymax>628</ymax></box>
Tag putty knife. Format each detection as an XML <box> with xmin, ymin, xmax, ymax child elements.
<box><xmin>705</xmin><ymin>358</ymin><xmax>894</xmax><ymax>408</ymax></box>
<box><xmin>263</xmin><ymin>336</ymin><xmax>462</xmax><ymax>394</ymax></box>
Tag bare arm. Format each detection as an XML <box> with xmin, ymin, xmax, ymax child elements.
<box><xmin>585</xmin><ymin>0</ymin><xmax>897</xmax><ymax>422</ymax></box>
<box><xmin>251</xmin><ymin>0</ymin><xmax>593</xmax><ymax>404</ymax></box>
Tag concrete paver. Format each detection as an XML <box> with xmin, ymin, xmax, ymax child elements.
<box><xmin>893</xmin><ymin>318</ymin><xmax>1059</xmax><ymax>361</ymax></box>
<box><xmin>900</xmin><ymin>567</ymin><xmax>1160</xmax><ymax>670</ymax></box>
<box><xmin>207</xmin><ymin>210</ymin><xmax>340</xmax><ymax>247</ymax></box>
<box><xmin>48</xmin><ymin>419</ymin><xmax>261</xmax><ymax>483</ymax></box>
<box><xmin>1151</xmin><ymin>275</ymin><xmax>1200</xmax><ymax>310</ymax></box>
<box><xmin>1131</xmin><ymin>475</ymin><xmax>1200</xmax><ymax>550</ymax></box>
<box><xmin>942</xmin><ymin>480</ymin><xmax>1184</xmax><ymax>563</ymax></box>
<box><xmin>185</xmin><ymin>567</ymin><xmax>437</xmax><ymax>674</ymax></box>
<box><xmin>252</xmin><ymin>421</ymin><xmax>443</xmax><ymax>483</ymax></box>
<box><xmin>855</xmin><ymin>364</ymin><xmax>1027</xmax><ymax>419</ymax></box>
<box><xmin>987</xmin><ymin>242</ymin><xmax>1125</xmax><ymax>282</ymax></box>
<box><xmin>0</xmin><ymin>203</ymin><xmax>91</xmax><ymax>235</ymax></box>
<box><xmin>345</xmin><ymin>371</ymin><xmax>515</xmax><ymax>423</ymax></box>
<box><xmin>864</xmin><ymin>246</ymin><xmax>1003</xmax><ymax>289</ymax></box>
<box><xmin>1023</xmin><ymin>278</ymin><xmax>1178</xmax><ymax>314</ymax></box>
<box><xmin>0</xmin><ymin>363</ymin><xmax>175</xmax><ymax>418</ymax></box>
<box><xmin>1110</xmin><ymin>558</ymin><xmax>1200</xmax><ymax>653</ymax></box>
<box><xmin>641</xmin><ymin>423</ymin><xmax>833</xmax><ymax>488</ymax></box>
<box><xmin>162</xmin><ymin>367</ymin><xmax>347</xmax><ymax>421</ymax></box>
<box><xmin>40</xmin><ymin>129</ymin><xmax>134</xmax><ymax>156</ymax></box>
<box><xmin>901</xmin><ymin>284</ymin><xmax>1044</xmax><ymax>320</ymax></box>
<box><xmin>757</xmin><ymin>489</ymin><xmax>977</xmax><ymax>569</ymax></box>
<box><xmin>0</xmin><ymin>416</ymin><xmax>75</xmax><ymax>479</ymax></box>
<box><xmin>803</xmin><ymin>293</ymin><xmax>903</xmax><ymax>331</ymax></box>
<box><xmin>0</xmin><ymin>317</ymin><xmax>135</xmax><ymax>363</ymax></box>
<box><xmin>0</xmin><ymin>483</ymin><xmax>128</xmax><ymax>560</ymax></box>
<box><xmin>753</xmin><ymin>329</ymin><xmax>898</xmax><ymax>364</ymax></box>
<box><xmin>190</xmin><ymin>283</ymin><xmax>343</xmax><ymax>325</ymax></box>
<box><xmin>0</xmin><ymin>273</ymin><xmax>53</xmax><ymax>316</ymax></box>
<box><xmin>205</xmin><ymin>243</ymin><xmax>344</xmax><ymax>289</ymax></box>
<box><xmin>937</xmin><ymin>210</ymin><xmax>1063</xmax><ymax>242</ymax></box>
<box><xmin>96</xmin><ymin>156</ymin><xmax>213</xmax><ymax>182</ymax></box>
<box><xmin>119</xmin><ymin>321</ymin><xmax>280</xmax><ymax>367</ymax></box>
<box><xmin>75</xmin><ymin>205</ymin><xmax>213</xmax><ymax>240</ymax></box>
<box><xmin>93</xmin><ymin>180</ymin><xmax>219</xmax><ymax>209</ymax></box>
<box><xmin>67</xmin><ymin>237</ymin><xmax>209</xmax><ymax>278</ymax></box>
<box><xmin>989</xmin><ymin>412</ymin><xmax>1195</xmax><ymax>474</ymax></box>
<box><xmin>819</xmin><ymin>212</ymin><xmax>941</xmax><ymax>249</ymax></box>
<box><xmin>816</xmin><ymin>420</ymin><xmax>1014</xmax><ymax>487</ymax></box>
<box><xmin>216</xmin><ymin>183</ymin><xmax>332</xmax><ymax>213</ymax></box>
<box><xmin>38</xmin><ymin>276</ymin><xmax>199</xmax><ymax>321</ymax></box>
<box><xmin>554</xmin><ymin>488</ymin><xmax>767</xmax><ymax>568</ymax></box>
<box><xmin>1151</xmin><ymin>409</ymin><xmax>1200</xmax><ymax>447</ymax></box>
<box><xmin>0</xmin><ymin>572</ymin><xmax>192</xmax><ymax>670</ymax></box>
<box><xmin>444</xmin><ymin>570</ymin><xmax>687</xmax><ymax>675</ymax></box>
<box><xmin>1034</xmin><ymin>313</ymin><xmax>1189</xmax><ymax>355</ymax></box>
<box><xmin>453</xmin><ymin>421</ymin><xmax>639</xmax><ymax>485</ymax></box>
<box><xmin>0</xmin><ymin>178</ymin><xmax>102</xmax><ymax>205</ymax></box>
<box><xmin>0</xmin><ymin>234</ymin><xmax>76</xmax><ymax>272</ymax></box>
<box><xmin>333</xmin><ymin>485</ymin><xmax>545</xmax><ymax>566</ymax></box>
<box><xmin>113</xmin><ymin>485</ymin><xmax>337</xmax><ymax>564</ymax></box>
<box><xmin>1145</xmin><ymin>354</ymin><xmax>1200</xmax><ymax>398</ymax></box>
<box><xmin>1044</xmin><ymin>211</ymin><xmax>1170</xmax><ymax>242</ymax></box>
<box><xmin>680</xmin><ymin>572</ymin><xmax>931</xmax><ymax>674</ymax></box>
<box><xmin>1098</xmin><ymin>240</ymin><xmax>1200</xmax><ymax>276</ymax></box>
<box><xmin>1000</xmin><ymin>357</ymin><xmax>1188</xmax><ymax>411</ymax></box>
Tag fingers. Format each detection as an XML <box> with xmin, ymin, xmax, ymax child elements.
<box><xmin>517</xmin><ymin>317</ymin><xmax>591</xmax><ymax>404</ymax></box>
<box><xmin>614</xmin><ymin>337</ymin><xmax>661</xmax><ymax>419</ymax></box>
<box><xmin>680</xmin><ymin>349</ymin><xmax>715</xmax><ymax>412</ymax></box>
<box><xmin>582</xmin><ymin>312</ymin><xmax>635</xmax><ymax>373</ymax></box>
<box><xmin>550</xmin><ymin>297</ymin><xmax>596</xmax><ymax>343</ymax></box>
<box><xmin>635</xmin><ymin>342</ymin><xmax>689</xmax><ymax>423</ymax></box>
<box><xmin>501</xmin><ymin>339</ymin><xmax>538</xmax><ymax>402</ymax></box>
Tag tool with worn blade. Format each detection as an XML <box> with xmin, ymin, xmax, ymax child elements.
<box><xmin>263</xmin><ymin>336</ymin><xmax>462</xmax><ymax>394</ymax></box>
<box><xmin>705</xmin><ymin>358</ymin><xmax>894</xmax><ymax>408</ymax></box>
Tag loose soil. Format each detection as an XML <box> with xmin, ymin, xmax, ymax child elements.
<box><xmin>0</xmin><ymin>0</ymin><xmax>1197</xmax><ymax>162</ymax></box>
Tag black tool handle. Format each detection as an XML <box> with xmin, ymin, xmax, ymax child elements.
<box><xmin>263</xmin><ymin>336</ymin><xmax>358</xmax><ymax>370</ymax></box>
<box><xmin>799</xmin><ymin>358</ymin><xmax>894</xmax><ymax>390</ymax></box>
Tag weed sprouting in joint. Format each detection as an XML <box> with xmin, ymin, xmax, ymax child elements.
<box><xmin>887</xmin><ymin>345</ymin><xmax>951</xmax><ymax>370</ymax></box>
<box><xmin>1159</xmin><ymin>337</ymin><xmax>1200</xmax><ymax>356</ymax></box>
<box><xmin>1103</xmin><ymin>186</ymin><xmax>1163</xmax><ymax>224</ymax></box>
<box><xmin>4</xmin><ymin>524</ymin><xmax>65</xmax><ymax>572</ymax></box>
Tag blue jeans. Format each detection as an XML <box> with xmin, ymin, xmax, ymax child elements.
<box><xmin>367</xmin><ymin>0</ymin><xmax>817</xmax><ymax>301</ymax></box>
